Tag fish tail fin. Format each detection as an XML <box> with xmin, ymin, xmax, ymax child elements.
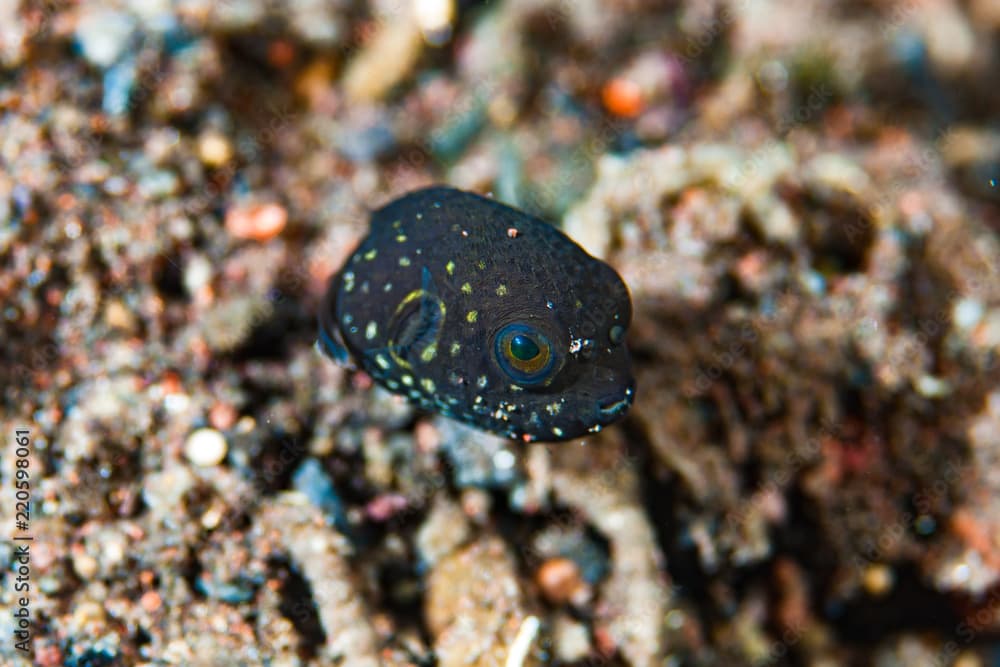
<box><xmin>317</xmin><ymin>274</ymin><xmax>356</xmax><ymax>368</ymax></box>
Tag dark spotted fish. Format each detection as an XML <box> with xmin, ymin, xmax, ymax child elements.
<box><xmin>318</xmin><ymin>186</ymin><xmax>634</xmax><ymax>442</ymax></box>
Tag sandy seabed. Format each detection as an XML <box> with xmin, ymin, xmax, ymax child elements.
<box><xmin>2</xmin><ymin>1</ymin><xmax>1000</xmax><ymax>665</ymax></box>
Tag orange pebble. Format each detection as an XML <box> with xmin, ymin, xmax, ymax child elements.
<box><xmin>536</xmin><ymin>557</ymin><xmax>584</xmax><ymax>605</ymax></box>
<box><xmin>268</xmin><ymin>39</ymin><xmax>296</xmax><ymax>68</ymax></box>
<box><xmin>225</xmin><ymin>203</ymin><xmax>288</xmax><ymax>241</ymax></box>
<box><xmin>161</xmin><ymin>370</ymin><xmax>182</xmax><ymax>395</ymax></box>
<box><xmin>209</xmin><ymin>402</ymin><xmax>238</xmax><ymax>430</ymax></box>
<box><xmin>140</xmin><ymin>590</ymin><xmax>162</xmax><ymax>613</ymax></box>
<box><xmin>35</xmin><ymin>643</ymin><xmax>63</xmax><ymax>667</ymax></box>
<box><xmin>602</xmin><ymin>77</ymin><xmax>644</xmax><ymax>118</ymax></box>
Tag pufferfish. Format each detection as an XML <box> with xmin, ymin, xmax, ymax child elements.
<box><xmin>318</xmin><ymin>186</ymin><xmax>634</xmax><ymax>442</ymax></box>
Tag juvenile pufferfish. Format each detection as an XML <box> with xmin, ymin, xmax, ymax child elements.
<box><xmin>318</xmin><ymin>186</ymin><xmax>634</xmax><ymax>442</ymax></box>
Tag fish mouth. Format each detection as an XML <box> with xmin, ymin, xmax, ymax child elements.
<box><xmin>595</xmin><ymin>381</ymin><xmax>635</xmax><ymax>420</ymax></box>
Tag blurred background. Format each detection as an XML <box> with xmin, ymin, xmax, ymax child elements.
<box><xmin>1</xmin><ymin>0</ymin><xmax>999</xmax><ymax>665</ymax></box>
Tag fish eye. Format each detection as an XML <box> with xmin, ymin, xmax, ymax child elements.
<box><xmin>494</xmin><ymin>323</ymin><xmax>556</xmax><ymax>385</ymax></box>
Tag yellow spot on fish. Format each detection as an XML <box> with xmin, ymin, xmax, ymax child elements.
<box><xmin>401</xmin><ymin>374</ymin><xmax>414</xmax><ymax>386</ymax></box>
<box><xmin>392</xmin><ymin>219</ymin><xmax>402</xmax><ymax>229</ymax></box>
<box><xmin>575</xmin><ymin>299</ymin><xmax>583</xmax><ymax>309</ymax></box>
<box><xmin>552</xmin><ymin>426</ymin><xmax>564</xmax><ymax>438</ymax></box>
<box><xmin>375</xmin><ymin>354</ymin><xmax>391</xmax><ymax>370</ymax></box>
<box><xmin>364</xmin><ymin>249</ymin><xmax>377</xmax><ymax>261</ymax></box>
<box><xmin>461</xmin><ymin>282</ymin><xmax>472</xmax><ymax>295</ymax></box>
<box><xmin>476</xmin><ymin>259</ymin><xmax>486</xmax><ymax>270</ymax></box>
<box><xmin>421</xmin><ymin>378</ymin><xmax>436</xmax><ymax>393</ymax></box>
<box><xmin>466</xmin><ymin>310</ymin><xmax>478</xmax><ymax>323</ymax></box>
<box><xmin>365</xmin><ymin>321</ymin><xmax>378</xmax><ymax>340</ymax></box>
<box><xmin>446</xmin><ymin>260</ymin><xmax>455</xmax><ymax>275</ymax></box>
<box><xmin>396</xmin><ymin>234</ymin><xmax>408</xmax><ymax>242</ymax></box>
<box><xmin>420</xmin><ymin>344</ymin><xmax>437</xmax><ymax>362</ymax></box>
<box><xmin>399</xmin><ymin>256</ymin><xmax>411</xmax><ymax>267</ymax></box>
<box><xmin>495</xmin><ymin>284</ymin><xmax>507</xmax><ymax>296</ymax></box>
<box><xmin>450</xmin><ymin>341</ymin><xmax>461</xmax><ymax>356</ymax></box>
<box><xmin>545</xmin><ymin>402</ymin><xmax>561</xmax><ymax>415</ymax></box>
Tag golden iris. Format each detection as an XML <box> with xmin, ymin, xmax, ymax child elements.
<box><xmin>495</xmin><ymin>323</ymin><xmax>554</xmax><ymax>384</ymax></box>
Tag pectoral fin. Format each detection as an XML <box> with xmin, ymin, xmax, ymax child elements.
<box><xmin>385</xmin><ymin>267</ymin><xmax>446</xmax><ymax>366</ymax></box>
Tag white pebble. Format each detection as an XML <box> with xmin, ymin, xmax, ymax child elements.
<box><xmin>916</xmin><ymin>374</ymin><xmax>951</xmax><ymax>398</ymax></box>
<box><xmin>75</xmin><ymin>8</ymin><xmax>136</xmax><ymax>67</ymax></box>
<box><xmin>184</xmin><ymin>254</ymin><xmax>213</xmax><ymax>295</ymax></box>
<box><xmin>493</xmin><ymin>449</ymin><xmax>516</xmax><ymax>471</ymax></box>
<box><xmin>414</xmin><ymin>0</ymin><xmax>455</xmax><ymax>45</ymax></box>
<box><xmin>952</xmin><ymin>297</ymin><xmax>984</xmax><ymax>331</ymax></box>
<box><xmin>184</xmin><ymin>427</ymin><xmax>228</xmax><ymax>466</ymax></box>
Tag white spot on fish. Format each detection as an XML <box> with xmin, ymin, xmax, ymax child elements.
<box><xmin>365</xmin><ymin>321</ymin><xmax>378</xmax><ymax>340</ymax></box>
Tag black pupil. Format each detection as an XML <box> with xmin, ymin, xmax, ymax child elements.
<box><xmin>510</xmin><ymin>334</ymin><xmax>540</xmax><ymax>361</ymax></box>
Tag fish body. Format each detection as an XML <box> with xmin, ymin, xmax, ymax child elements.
<box><xmin>319</xmin><ymin>186</ymin><xmax>634</xmax><ymax>442</ymax></box>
